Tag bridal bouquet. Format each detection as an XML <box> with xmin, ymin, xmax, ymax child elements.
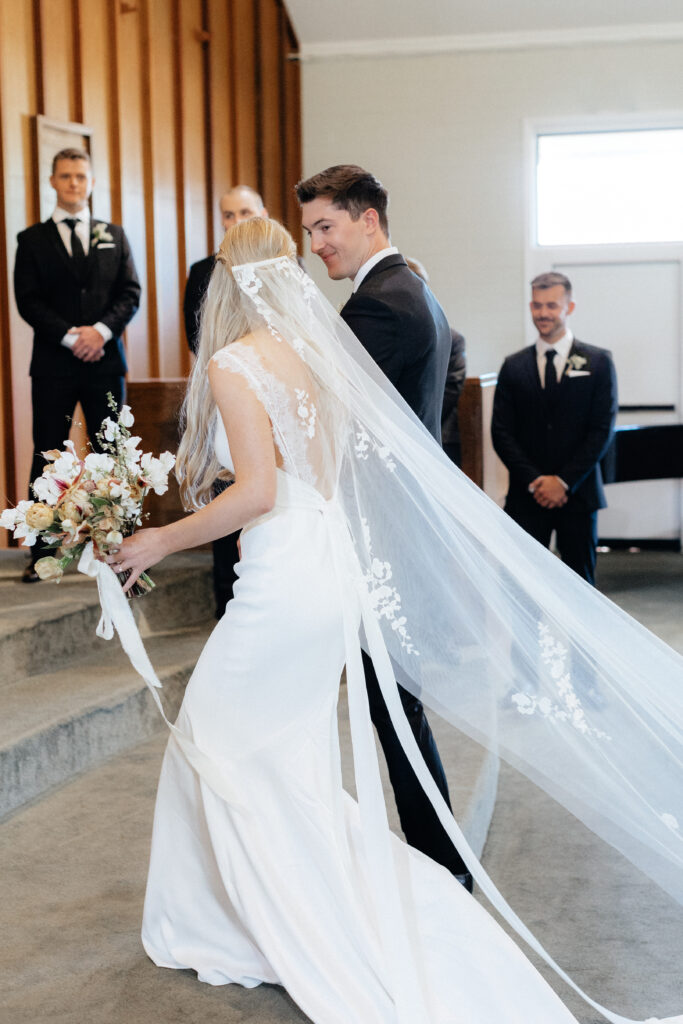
<box><xmin>0</xmin><ymin>396</ymin><xmax>175</xmax><ymax>596</ymax></box>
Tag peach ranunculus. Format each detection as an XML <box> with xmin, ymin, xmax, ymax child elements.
<box><xmin>24</xmin><ymin>503</ymin><xmax>54</xmax><ymax>530</ymax></box>
<box><xmin>95</xmin><ymin>477</ymin><xmax>123</xmax><ymax>499</ymax></box>
<box><xmin>70</xmin><ymin>487</ymin><xmax>94</xmax><ymax>509</ymax></box>
<box><xmin>59</xmin><ymin>500</ymin><xmax>83</xmax><ymax>523</ymax></box>
<box><xmin>34</xmin><ymin>556</ymin><xmax>64</xmax><ymax>580</ymax></box>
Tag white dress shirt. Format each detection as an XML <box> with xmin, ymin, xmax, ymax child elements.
<box><xmin>53</xmin><ymin>206</ymin><xmax>91</xmax><ymax>254</ymax></box>
<box><xmin>529</xmin><ymin>329</ymin><xmax>573</xmax><ymax>493</ymax></box>
<box><xmin>536</xmin><ymin>329</ymin><xmax>573</xmax><ymax>388</ymax></box>
<box><xmin>52</xmin><ymin>207</ymin><xmax>112</xmax><ymax>348</ymax></box>
<box><xmin>352</xmin><ymin>246</ymin><xmax>399</xmax><ymax>293</ymax></box>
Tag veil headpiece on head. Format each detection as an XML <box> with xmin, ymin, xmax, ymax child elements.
<box><xmin>86</xmin><ymin>253</ymin><xmax>683</xmax><ymax>1024</ymax></box>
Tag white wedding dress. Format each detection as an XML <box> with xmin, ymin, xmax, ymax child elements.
<box><xmin>140</xmin><ymin>339</ymin><xmax>580</xmax><ymax>1023</ymax></box>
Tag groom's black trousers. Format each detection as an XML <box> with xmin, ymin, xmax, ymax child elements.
<box><xmin>363</xmin><ymin>651</ymin><xmax>469</xmax><ymax>877</ymax></box>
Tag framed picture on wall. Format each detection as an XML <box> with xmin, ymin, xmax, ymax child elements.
<box><xmin>34</xmin><ymin>115</ymin><xmax>92</xmax><ymax>222</ymax></box>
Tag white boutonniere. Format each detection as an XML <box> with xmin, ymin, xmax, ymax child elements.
<box><xmin>91</xmin><ymin>222</ymin><xmax>114</xmax><ymax>247</ymax></box>
<box><xmin>565</xmin><ymin>353</ymin><xmax>590</xmax><ymax>378</ymax></box>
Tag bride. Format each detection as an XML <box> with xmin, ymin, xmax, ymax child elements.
<box><xmin>107</xmin><ymin>216</ymin><xmax>683</xmax><ymax>1023</ymax></box>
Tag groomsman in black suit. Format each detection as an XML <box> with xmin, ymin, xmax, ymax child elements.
<box><xmin>491</xmin><ymin>271</ymin><xmax>618</xmax><ymax>585</ymax></box>
<box><xmin>183</xmin><ymin>185</ymin><xmax>269</xmax><ymax>354</ymax></box>
<box><xmin>296</xmin><ymin>165</ymin><xmax>472</xmax><ymax>890</ymax></box>
<box><xmin>14</xmin><ymin>147</ymin><xmax>140</xmax><ymax>580</ymax></box>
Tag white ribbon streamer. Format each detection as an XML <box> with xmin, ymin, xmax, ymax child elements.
<box><xmin>78</xmin><ymin>542</ymin><xmax>246</xmax><ymax>812</ymax></box>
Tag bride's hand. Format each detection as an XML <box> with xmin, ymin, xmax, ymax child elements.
<box><xmin>106</xmin><ymin>528</ymin><xmax>168</xmax><ymax>592</ymax></box>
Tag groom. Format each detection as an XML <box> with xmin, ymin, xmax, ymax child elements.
<box><xmin>296</xmin><ymin>165</ymin><xmax>472</xmax><ymax>890</ymax></box>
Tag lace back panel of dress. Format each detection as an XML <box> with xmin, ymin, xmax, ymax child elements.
<box><xmin>211</xmin><ymin>338</ymin><xmax>339</xmax><ymax>497</ymax></box>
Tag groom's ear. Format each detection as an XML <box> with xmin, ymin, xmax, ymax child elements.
<box><xmin>361</xmin><ymin>207</ymin><xmax>380</xmax><ymax>234</ymax></box>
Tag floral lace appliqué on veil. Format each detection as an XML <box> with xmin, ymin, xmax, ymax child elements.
<box><xmin>357</xmin><ymin>516</ymin><xmax>419</xmax><ymax>656</ymax></box>
<box><xmin>211</xmin><ymin>343</ymin><xmax>319</xmax><ymax>488</ymax></box>
<box><xmin>510</xmin><ymin>623</ymin><xmax>611</xmax><ymax>741</ymax></box>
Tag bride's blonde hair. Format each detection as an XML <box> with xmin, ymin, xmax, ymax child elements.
<box><xmin>176</xmin><ymin>217</ymin><xmax>297</xmax><ymax>509</ymax></box>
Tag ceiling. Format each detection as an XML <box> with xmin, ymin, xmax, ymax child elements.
<box><xmin>286</xmin><ymin>0</ymin><xmax>683</xmax><ymax>53</ymax></box>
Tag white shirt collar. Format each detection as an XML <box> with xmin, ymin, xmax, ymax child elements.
<box><xmin>536</xmin><ymin>328</ymin><xmax>573</xmax><ymax>359</ymax></box>
<box><xmin>352</xmin><ymin>246</ymin><xmax>399</xmax><ymax>293</ymax></box>
<box><xmin>53</xmin><ymin>206</ymin><xmax>91</xmax><ymax>224</ymax></box>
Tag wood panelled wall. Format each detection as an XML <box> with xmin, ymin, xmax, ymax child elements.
<box><xmin>0</xmin><ymin>0</ymin><xmax>301</xmax><ymax>535</ymax></box>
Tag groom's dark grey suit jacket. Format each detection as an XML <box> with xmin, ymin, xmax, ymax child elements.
<box><xmin>340</xmin><ymin>253</ymin><xmax>451</xmax><ymax>442</ymax></box>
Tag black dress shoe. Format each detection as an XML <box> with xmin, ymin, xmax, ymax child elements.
<box><xmin>454</xmin><ymin>871</ymin><xmax>474</xmax><ymax>894</ymax></box>
<box><xmin>21</xmin><ymin>563</ymin><xmax>40</xmax><ymax>583</ymax></box>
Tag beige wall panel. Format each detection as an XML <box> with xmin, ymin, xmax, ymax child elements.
<box><xmin>148</xmin><ymin>0</ymin><xmax>181</xmax><ymax>379</ymax></box>
<box><xmin>78</xmin><ymin>0</ymin><xmax>112</xmax><ymax>221</ymax></box>
<box><xmin>0</xmin><ymin>0</ymin><xmax>38</xmax><ymax>507</ymax></box>
<box><xmin>256</xmin><ymin>0</ymin><xmax>283</xmax><ymax>222</ymax></box>
<box><xmin>0</xmin><ymin>0</ymin><xmax>301</xmax><ymax>510</ymax></box>
<box><xmin>230</xmin><ymin>0</ymin><xmax>258</xmax><ymax>189</ymax></box>
<box><xmin>282</xmin><ymin>23</ymin><xmax>302</xmax><ymax>246</ymax></box>
<box><xmin>37</xmin><ymin>0</ymin><xmax>76</xmax><ymax>121</ymax></box>
<box><xmin>179</xmin><ymin>0</ymin><xmax>208</xmax><ymax>272</ymax></box>
<box><xmin>206</xmin><ymin>0</ymin><xmax>235</xmax><ymax>249</ymax></box>
<box><xmin>116</xmin><ymin>3</ymin><xmax>150</xmax><ymax>380</ymax></box>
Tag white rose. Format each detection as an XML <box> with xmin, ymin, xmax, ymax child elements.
<box><xmin>13</xmin><ymin>522</ymin><xmax>39</xmax><ymax>545</ymax></box>
<box><xmin>140</xmin><ymin>451</ymin><xmax>175</xmax><ymax>495</ymax></box>
<box><xmin>119</xmin><ymin>405</ymin><xmax>135</xmax><ymax>428</ymax></box>
<box><xmin>33</xmin><ymin>475</ymin><xmax>61</xmax><ymax>506</ymax></box>
<box><xmin>0</xmin><ymin>506</ymin><xmax>23</xmax><ymax>530</ymax></box>
<box><xmin>105</xmin><ymin>530</ymin><xmax>124</xmax><ymax>547</ymax></box>
<box><xmin>51</xmin><ymin>452</ymin><xmax>79</xmax><ymax>480</ymax></box>
<box><xmin>102</xmin><ymin>417</ymin><xmax>118</xmax><ymax>442</ymax></box>
<box><xmin>84</xmin><ymin>452</ymin><xmax>115</xmax><ymax>475</ymax></box>
<box><xmin>122</xmin><ymin>436</ymin><xmax>142</xmax><ymax>464</ymax></box>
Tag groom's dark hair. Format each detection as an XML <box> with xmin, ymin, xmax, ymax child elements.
<box><xmin>295</xmin><ymin>165</ymin><xmax>390</xmax><ymax>235</ymax></box>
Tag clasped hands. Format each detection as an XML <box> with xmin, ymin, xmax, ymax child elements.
<box><xmin>67</xmin><ymin>325</ymin><xmax>105</xmax><ymax>362</ymax></box>
<box><xmin>529</xmin><ymin>475</ymin><xmax>568</xmax><ymax>509</ymax></box>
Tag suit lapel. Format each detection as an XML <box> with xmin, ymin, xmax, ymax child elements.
<box><xmin>558</xmin><ymin>340</ymin><xmax>583</xmax><ymax>393</ymax></box>
<box><xmin>84</xmin><ymin>221</ymin><xmax>98</xmax><ymax>282</ymax></box>
<box><xmin>524</xmin><ymin>345</ymin><xmax>542</xmax><ymax>392</ymax></box>
<box><xmin>356</xmin><ymin>253</ymin><xmax>406</xmax><ymax>290</ymax></box>
<box><xmin>84</xmin><ymin>218</ymin><xmax>111</xmax><ymax>283</ymax></box>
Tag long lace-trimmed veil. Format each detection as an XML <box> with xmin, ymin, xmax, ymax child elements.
<box><xmin>225</xmin><ymin>254</ymin><xmax>683</xmax><ymax>1024</ymax></box>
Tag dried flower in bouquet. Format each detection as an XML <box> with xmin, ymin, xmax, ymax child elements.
<box><xmin>0</xmin><ymin>395</ymin><xmax>175</xmax><ymax>596</ymax></box>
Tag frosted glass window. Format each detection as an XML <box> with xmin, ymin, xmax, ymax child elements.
<box><xmin>536</xmin><ymin>129</ymin><xmax>683</xmax><ymax>245</ymax></box>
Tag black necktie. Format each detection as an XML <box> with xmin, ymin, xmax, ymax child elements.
<box><xmin>544</xmin><ymin>350</ymin><xmax>558</xmax><ymax>393</ymax></box>
<box><xmin>64</xmin><ymin>217</ymin><xmax>86</xmax><ymax>262</ymax></box>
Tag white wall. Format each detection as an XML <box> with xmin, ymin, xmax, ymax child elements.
<box><xmin>300</xmin><ymin>39</ymin><xmax>683</xmax><ymax>375</ymax></box>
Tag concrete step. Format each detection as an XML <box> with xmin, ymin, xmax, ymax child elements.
<box><xmin>0</xmin><ymin>550</ymin><xmax>214</xmax><ymax>683</ymax></box>
<box><xmin>0</xmin><ymin>624</ymin><xmax>213</xmax><ymax>821</ymax></box>
<box><xmin>0</xmin><ymin>549</ymin><xmax>215</xmax><ymax>820</ymax></box>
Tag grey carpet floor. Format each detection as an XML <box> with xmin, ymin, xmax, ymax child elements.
<box><xmin>1</xmin><ymin>549</ymin><xmax>681</xmax><ymax>1023</ymax></box>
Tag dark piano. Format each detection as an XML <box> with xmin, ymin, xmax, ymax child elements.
<box><xmin>602</xmin><ymin>423</ymin><xmax>683</xmax><ymax>483</ymax></box>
